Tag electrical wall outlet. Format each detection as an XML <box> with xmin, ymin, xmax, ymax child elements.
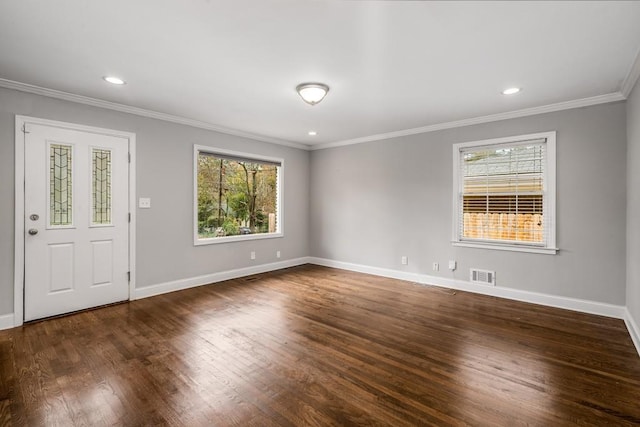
<box><xmin>448</xmin><ymin>260</ymin><xmax>457</xmax><ymax>271</ymax></box>
<box><xmin>250</xmin><ymin>251</ymin><xmax>256</xmax><ymax>260</ymax></box>
<box><xmin>401</xmin><ymin>256</ymin><xmax>408</xmax><ymax>265</ymax></box>
<box><xmin>276</xmin><ymin>250</ymin><xmax>281</xmax><ymax>258</ymax></box>
<box><xmin>433</xmin><ymin>262</ymin><xmax>439</xmax><ymax>271</ymax></box>
<box><xmin>138</xmin><ymin>197</ymin><xmax>151</xmax><ymax>208</ymax></box>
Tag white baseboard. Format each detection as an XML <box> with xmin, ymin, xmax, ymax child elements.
<box><xmin>132</xmin><ymin>257</ymin><xmax>311</xmax><ymax>300</ymax></box>
<box><xmin>6</xmin><ymin>256</ymin><xmax>637</xmax><ymax>358</ymax></box>
<box><xmin>624</xmin><ymin>309</ymin><xmax>640</xmax><ymax>357</ymax></box>
<box><xmin>307</xmin><ymin>257</ymin><xmax>626</xmax><ymax>320</ymax></box>
<box><xmin>0</xmin><ymin>313</ymin><xmax>15</xmax><ymax>331</ymax></box>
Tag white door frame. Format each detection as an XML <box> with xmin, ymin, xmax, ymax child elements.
<box><xmin>14</xmin><ymin>115</ymin><xmax>136</xmax><ymax>327</ymax></box>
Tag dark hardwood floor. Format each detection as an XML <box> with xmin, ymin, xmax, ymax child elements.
<box><xmin>1</xmin><ymin>265</ymin><xmax>639</xmax><ymax>426</ymax></box>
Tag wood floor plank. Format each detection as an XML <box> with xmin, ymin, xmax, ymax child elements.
<box><xmin>1</xmin><ymin>265</ymin><xmax>639</xmax><ymax>426</ymax></box>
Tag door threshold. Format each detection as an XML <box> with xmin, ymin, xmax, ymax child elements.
<box><xmin>24</xmin><ymin>300</ymin><xmax>129</xmax><ymax>325</ymax></box>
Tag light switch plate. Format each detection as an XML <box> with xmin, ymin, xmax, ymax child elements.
<box><xmin>139</xmin><ymin>198</ymin><xmax>151</xmax><ymax>208</ymax></box>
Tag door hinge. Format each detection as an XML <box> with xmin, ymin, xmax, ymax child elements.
<box><xmin>128</xmin><ymin>152</ymin><xmax>131</xmax><ymax>163</ymax></box>
<box><xmin>128</xmin><ymin>212</ymin><xmax>131</xmax><ymax>223</ymax></box>
<box><xmin>127</xmin><ymin>271</ymin><xmax>131</xmax><ymax>282</ymax></box>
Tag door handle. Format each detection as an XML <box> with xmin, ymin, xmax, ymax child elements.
<box><xmin>28</xmin><ymin>229</ymin><xmax>38</xmax><ymax>235</ymax></box>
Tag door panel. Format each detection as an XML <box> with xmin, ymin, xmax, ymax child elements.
<box><xmin>24</xmin><ymin>123</ymin><xmax>129</xmax><ymax>321</ymax></box>
<box><xmin>91</xmin><ymin>240</ymin><xmax>113</xmax><ymax>286</ymax></box>
<box><xmin>48</xmin><ymin>243</ymin><xmax>75</xmax><ymax>293</ymax></box>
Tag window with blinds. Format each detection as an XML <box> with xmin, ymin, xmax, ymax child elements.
<box><xmin>452</xmin><ymin>132</ymin><xmax>557</xmax><ymax>254</ymax></box>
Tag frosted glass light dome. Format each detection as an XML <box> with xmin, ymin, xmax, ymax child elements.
<box><xmin>296</xmin><ymin>83</ymin><xmax>329</xmax><ymax>105</ymax></box>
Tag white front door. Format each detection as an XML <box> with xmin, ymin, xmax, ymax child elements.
<box><xmin>23</xmin><ymin>122</ymin><xmax>130</xmax><ymax>321</ymax></box>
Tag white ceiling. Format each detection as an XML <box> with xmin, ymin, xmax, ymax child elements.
<box><xmin>1</xmin><ymin>1</ymin><xmax>640</xmax><ymax>149</ymax></box>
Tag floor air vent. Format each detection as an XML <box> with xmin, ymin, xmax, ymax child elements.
<box><xmin>470</xmin><ymin>268</ymin><xmax>495</xmax><ymax>286</ymax></box>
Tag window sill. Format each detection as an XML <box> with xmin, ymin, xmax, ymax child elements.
<box><xmin>195</xmin><ymin>232</ymin><xmax>283</xmax><ymax>246</ymax></box>
<box><xmin>452</xmin><ymin>241</ymin><xmax>558</xmax><ymax>255</ymax></box>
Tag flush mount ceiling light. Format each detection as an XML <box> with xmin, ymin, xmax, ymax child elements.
<box><xmin>502</xmin><ymin>87</ymin><xmax>521</xmax><ymax>95</ymax></box>
<box><xmin>103</xmin><ymin>76</ymin><xmax>126</xmax><ymax>85</ymax></box>
<box><xmin>308</xmin><ymin>130</ymin><xmax>317</xmax><ymax>136</ymax></box>
<box><xmin>296</xmin><ymin>83</ymin><xmax>329</xmax><ymax>106</ymax></box>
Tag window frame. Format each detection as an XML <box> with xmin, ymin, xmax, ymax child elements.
<box><xmin>193</xmin><ymin>144</ymin><xmax>284</xmax><ymax>246</ymax></box>
<box><xmin>451</xmin><ymin>131</ymin><xmax>557</xmax><ymax>254</ymax></box>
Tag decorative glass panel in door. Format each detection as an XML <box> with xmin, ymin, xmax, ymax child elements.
<box><xmin>92</xmin><ymin>148</ymin><xmax>112</xmax><ymax>225</ymax></box>
<box><xmin>49</xmin><ymin>143</ymin><xmax>73</xmax><ymax>226</ymax></box>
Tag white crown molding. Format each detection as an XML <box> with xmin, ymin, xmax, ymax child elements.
<box><xmin>307</xmin><ymin>257</ymin><xmax>627</xmax><ymax>320</ymax></box>
<box><xmin>621</xmin><ymin>46</ymin><xmax>640</xmax><ymax>98</ymax></box>
<box><xmin>310</xmin><ymin>92</ymin><xmax>626</xmax><ymax>151</ymax></box>
<box><xmin>0</xmin><ymin>77</ymin><xmax>630</xmax><ymax>153</ymax></box>
<box><xmin>0</xmin><ymin>78</ymin><xmax>310</xmax><ymax>151</ymax></box>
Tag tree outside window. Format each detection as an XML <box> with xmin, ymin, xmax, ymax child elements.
<box><xmin>195</xmin><ymin>147</ymin><xmax>281</xmax><ymax>243</ymax></box>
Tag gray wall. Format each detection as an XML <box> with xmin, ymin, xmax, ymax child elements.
<box><xmin>0</xmin><ymin>85</ymin><xmax>632</xmax><ymax>317</ymax></box>
<box><xmin>628</xmin><ymin>80</ymin><xmax>640</xmax><ymax>323</ymax></box>
<box><xmin>0</xmin><ymin>87</ymin><xmax>310</xmax><ymax>316</ymax></box>
<box><xmin>310</xmin><ymin>102</ymin><xmax>628</xmax><ymax>305</ymax></box>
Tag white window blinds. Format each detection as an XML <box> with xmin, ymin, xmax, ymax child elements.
<box><xmin>458</xmin><ymin>138</ymin><xmax>548</xmax><ymax>246</ymax></box>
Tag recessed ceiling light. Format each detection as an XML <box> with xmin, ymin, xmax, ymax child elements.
<box><xmin>103</xmin><ymin>76</ymin><xmax>126</xmax><ymax>85</ymax></box>
<box><xmin>308</xmin><ymin>131</ymin><xmax>317</xmax><ymax>136</ymax></box>
<box><xmin>502</xmin><ymin>87</ymin><xmax>521</xmax><ymax>95</ymax></box>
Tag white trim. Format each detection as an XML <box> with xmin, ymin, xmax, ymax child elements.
<box><xmin>621</xmin><ymin>47</ymin><xmax>640</xmax><ymax>98</ymax></box>
<box><xmin>310</xmin><ymin>257</ymin><xmax>427</xmax><ymax>284</ymax></box>
<box><xmin>193</xmin><ymin>144</ymin><xmax>284</xmax><ymax>246</ymax></box>
<box><xmin>128</xmin><ymin>133</ymin><xmax>137</xmax><ymax>301</ymax></box>
<box><xmin>132</xmin><ymin>257</ymin><xmax>310</xmax><ymax>300</ymax></box>
<box><xmin>0</xmin><ymin>314</ymin><xmax>15</xmax><ymax>331</ymax></box>
<box><xmin>624</xmin><ymin>309</ymin><xmax>640</xmax><ymax>357</ymax></box>
<box><xmin>452</xmin><ymin>241</ymin><xmax>558</xmax><ymax>254</ymax></box>
<box><xmin>14</xmin><ymin>115</ymin><xmax>136</xmax><ymax>327</ymax></box>
<box><xmin>14</xmin><ymin>117</ymin><xmax>25</xmax><ymax>327</ymax></box>
<box><xmin>451</xmin><ymin>131</ymin><xmax>557</xmax><ymax>254</ymax></box>
<box><xmin>310</xmin><ymin>93</ymin><xmax>624</xmax><ymax>151</ymax></box>
<box><xmin>0</xmin><ymin>78</ymin><xmax>628</xmax><ymax>154</ymax></box>
<box><xmin>195</xmin><ymin>233</ymin><xmax>284</xmax><ymax>246</ymax></box>
<box><xmin>307</xmin><ymin>257</ymin><xmax>626</xmax><ymax>319</ymax></box>
<box><xmin>194</xmin><ymin>144</ymin><xmax>285</xmax><ymax>166</ymax></box>
<box><xmin>0</xmin><ymin>78</ymin><xmax>308</xmax><ymax>151</ymax></box>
